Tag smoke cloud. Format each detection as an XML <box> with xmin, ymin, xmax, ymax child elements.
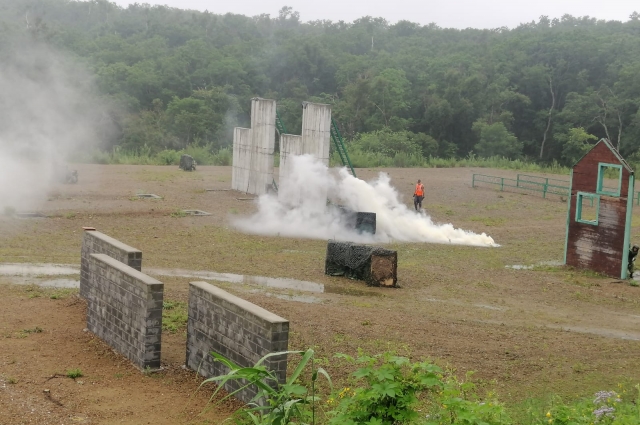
<box><xmin>0</xmin><ymin>38</ymin><xmax>105</xmax><ymax>212</ymax></box>
<box><xmin>233</xmin><ymin>155</ymin><xmax>497</xmax><ymax>247</ymax></box>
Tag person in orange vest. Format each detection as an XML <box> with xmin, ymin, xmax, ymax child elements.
<box><xmin>413</xmin><ymin>179</ymin><xmax>425</xmax><ymax>211</ymax></box>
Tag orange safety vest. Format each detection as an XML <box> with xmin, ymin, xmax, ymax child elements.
<box><xmin>414</xmin><ymin>183</ymin><xmax>424</xmax><ymax>197</ymax></box>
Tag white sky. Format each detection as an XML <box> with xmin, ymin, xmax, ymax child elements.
<box><xmin>110</xmin><ymin>0</ymin><xmax>638</xmax><ymax>29</ymax></box>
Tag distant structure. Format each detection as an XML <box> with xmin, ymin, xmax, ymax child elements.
<box><xmin>232</xmin><ymin>98</ymin><xmax>277</xmax><ymax>195</ymax></box>
<box><xmin>231</xmin><ymin>99</ymin><xmax>333</xmax><ymax>197</ymax></box>
<box><xmin>564</xmin><ymin>138</ymin><xmax>635</xmax><ymax>279</ymax></box>
<box><xmin>278</xmin><ymin>102</ymin><xmax>332</xmax><ymax>202</ymax></box>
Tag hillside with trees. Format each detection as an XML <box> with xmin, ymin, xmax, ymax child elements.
<box><xmin>1</xmin><ymin>0</ymin><xmax>640</xmax><ymax>166</ymax></box>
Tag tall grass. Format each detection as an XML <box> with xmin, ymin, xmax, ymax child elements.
<box><xmin>330</xmin><ymin>150</ymin><xmax>572</xmax><ymax>175</ymax></box>
<box><xmin>74</xmin><ymin>146</ymin><xmax>232</xmax><ymax>166</ymax></box>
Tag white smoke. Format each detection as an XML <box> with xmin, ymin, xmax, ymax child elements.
<box><xmin>0</xmin><ymin>39</ymin><xmax>105</xmax><ymax>213</ymax></box>
<box><xmin>233</xmin><ymin>155</ymin><xmax>497</xmax><ymax>247</ymax></box>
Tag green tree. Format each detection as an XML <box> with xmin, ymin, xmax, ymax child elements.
<box><xmin>560</xmin><ymin>127</ymin><xmax>598</xmax><ymax>166</ymax></box>
<box><xmin>472</xmin><ymin>120</ymin><xmax>522</xmax><ymax>159</ymax></box>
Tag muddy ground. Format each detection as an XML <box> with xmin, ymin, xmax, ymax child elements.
<box><xmin>1</xmin><ymin>164</ymin><xmax>640</xmax><ymax>424</ymax></box>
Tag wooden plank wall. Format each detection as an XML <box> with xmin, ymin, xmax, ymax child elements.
<box><xmin>566</xmin><ymin>142</ymin><xmax>630</xmax><ymax>278</ymax></box>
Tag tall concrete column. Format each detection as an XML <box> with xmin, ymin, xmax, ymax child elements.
<box><xmin>301</xmin><ymin>102</ymin><xmax>331</xmax><ymax>166</ymax></box>
<box><xmin>248</xmin><ymin>98</ymin><xmax>276</xmax><ymax>195</ymax></box>
<box><xmin>232</xmin><ymin>127</ymin><xmax>251</xmax><ymax>192</ymax></box>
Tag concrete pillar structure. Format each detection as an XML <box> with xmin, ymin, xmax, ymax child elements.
<box><xmin>248</xmin><ymin>98</ymin><xmax>276</xmax><ymax>195</ymax></box>
<box><xmin>278</xmin><ymin>134</ymin><xmax>303</xmax><ymax>200</ymax></box>
<box><xmin>301</xmin><ymin>102</ymin><xmax>332</xmax><ymax>166</ymax></box>
<box><xmin>231</xmin><ymin>98</ymin><xmax>276</xmax><ymax>195</ymax></box>
<box><xmin>232</xmin><ymin>128</ymin><xmax>251</xmax><ymax>192</ymax></box>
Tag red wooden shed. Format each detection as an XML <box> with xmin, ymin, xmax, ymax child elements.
<box><xmin>564</xmin><ymin>139</ymin><xmax>635</xmax><ymax>279</ymax></box>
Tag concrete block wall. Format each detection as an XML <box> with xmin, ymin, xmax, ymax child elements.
<box><xmin>80</xmin><ymin>230</ymin><xmax>142</xmax><ymax>299</ymax></box>
<box><xmin>186</xmin><ymin>281</ymin><xmax>289</xmax><ymax>404</ymax></box>
<box><xmin>86</xmin><ymin>253</ymin><xmax>164</xmax><ymax>370</ymax></box>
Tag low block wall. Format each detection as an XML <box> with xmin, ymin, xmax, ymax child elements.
<box><xmin>87</xmin><ymin>253</ymin><xmax>163</xmax><ymax>370</ymax></box>
<box><xmin>80</xmin><ymin>230</ymin><xmax>142</xmax><ymax>299</ymax></box>
<box><xmin>186</xmin><ymin>281</ymin><xmax>289</xmax><ymax>403</ymax></box>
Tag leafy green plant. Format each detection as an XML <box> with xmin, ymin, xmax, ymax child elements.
<box><xmin>204</xmin><ymin>348</ymin><xmax>331</xmax><ymax>425</ymax></box>
<box><xmin>326</xmin><ymin>352</ymin><xmax>444</xmax><ymax>425</ymax></box>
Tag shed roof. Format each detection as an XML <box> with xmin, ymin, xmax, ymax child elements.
<box><xmin>573</xmin><ymin>138</ymin><xmax>634</xmax><ymax>174</ymax></box>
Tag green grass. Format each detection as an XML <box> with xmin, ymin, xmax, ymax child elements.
<box><xmin>66</xmin><ymin>368</ymin><xmax>83</xmax><ymax>379</ymax></box>
<box><xmin>73</xmin><ymin>146</ymin><xmax>231</xmax><ymax>166</ymax></box>
<box><xmin>162</xmin><ymin>301</ymin><xmax>188</xmax><ymax>333</ymax></box>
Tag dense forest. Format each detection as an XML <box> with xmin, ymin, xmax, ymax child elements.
<box><xmin>1</xmin><ymin>0</ymin><xmax>640</xmax><ymax>166</ymax></box>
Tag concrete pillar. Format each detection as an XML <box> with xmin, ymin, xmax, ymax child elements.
<box><xmin>278</xmin><ymin>134</ymin><xmax>302</xmax><ymax>191</ymax></box>
<box><xmin>301</xmin><ymin>102</ymin><xmax>332</xmax><ymax>166</ymax></box>
<box><xmin>232</xmin><ymin>127</ymin><xmax>251</xmax><ymax>192</ymax></box>
<box><xmin>247</xmin><ymin>98</ymin><xmax>276</xmax><ymax>195</ymax></box>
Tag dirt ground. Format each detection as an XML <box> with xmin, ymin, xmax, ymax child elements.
<box><xmin>1</xmin><ymin>164</ymin><xmax>640</xmax><ymax>424</ymax></box>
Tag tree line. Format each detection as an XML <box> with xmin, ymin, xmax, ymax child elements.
<box><xmin>1</xmin><ymin>0</ymin><xmax>640</xmax><ymax>166</ymax></box>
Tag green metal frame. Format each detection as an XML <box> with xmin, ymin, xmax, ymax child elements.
<box><xmin>330</xmin><ymin>118</ymin><xmax>356</xmax><ymax>177</ymax></box>
<box><xmin>621</xmin><ymin>174</ymin><xmax>635</xmax><ymax>278</ymax></box>
<box><xmin>563</xmin><ymin>170</ymin><xmax>574</xmax><ymax>264</ymax></box>
<box><xmin>575</xmin><ymin>192</ymin><xmax>600</xmax><ymax>225</ymax></box>
<box><xmin>596</xmin><ymin>162</ymin><xmax>623</xmax><ymax>197</ymax></box>
<box><xmin>272</xmin><ymin>111</ymin><xmax>289</xmax><ymax>193</ymax></box>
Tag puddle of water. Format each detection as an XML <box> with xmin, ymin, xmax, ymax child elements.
<box><xmin>137</xmin><ymin>194</ymin><xmax>162</xmax><ymax>199</ymax></box>
<box><xmin>0</xmin><ymin>263</ymin><xmax>386</xmax><ymax>298</ymax></box>
<box><xmin>324</xmin><ymin>286</ymin><xmax>384</xmax><ymax>297</ymax></box>
<box><xmin>2</xmin><ymin>276</ymin><xmax>79</xmax><ymax>288</ymax></box>
<box><xmin>246</xmin><ymin>289</ymin><xmax>321</xmax><ymax>304</ymax></box>
<box><xmin>146</xmin><ymin>267</ymin><xmax>325</xmax><ymax>293</ymax></box>
<box><xmin>0</xmin><ymin>263</ymin><xmax>80</xmax><ymax>276</ymax></box>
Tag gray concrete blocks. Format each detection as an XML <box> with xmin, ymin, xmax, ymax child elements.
<box><xmin>80</xmin><ymin>230</ymin><xmax>142</xmax><ymax>299</ymax></box>
<box><xmin>86</xmin><ymin>253</ymin><xmax>163</xmax><ymax>370</ymax></box>
<box><xmin>186</xmin><ymin>281</ymin><xmax>289</xmax><ymax>403</ymax></box>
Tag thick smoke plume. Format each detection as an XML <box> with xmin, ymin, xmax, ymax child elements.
<box><xmin>0</xmin><ymin>39</ymin><xmax>104</xmax><ymax>212</ymax></box>
<box><xmin>234</xmin><ymin>155</ymin><xmax>497</xmax><ymax>247</ymax></box>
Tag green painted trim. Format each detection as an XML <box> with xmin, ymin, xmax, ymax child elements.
<box><xmin>575</xmin><ymin>192</ymin><xmax>600</xmax><ymax>225</ymax></box>
<box><xmin>621</xmin><ymin>174</ymin><xmax>635</xmax><ymax>279</ymax></box>
<box><xmin>564</xmin><ymin>170</ymin><xmax>574</xmax><ymax>265</ymax></box>
<box><xmin>601</xmin><ymin>138</ymin><xmax>634</xmax><ymax>172</ymax></box>
<box><xmin>597</xmin><ymin>162</ymin><xmax>623</xmax><ymax>197</ymax></box>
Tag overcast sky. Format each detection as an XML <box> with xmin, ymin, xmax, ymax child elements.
<box><xmin>110</xmin><ymin>0</ymin><xmax>637</xmax><ymax>29</ymax></box>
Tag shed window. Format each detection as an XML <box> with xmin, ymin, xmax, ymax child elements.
<box><xmin>576</xmin><ymin>192</ymin><xmax>599</xmax><ymax>225</ymax></box>
<box><xmin>597</xmin><ymin>163</ymin><xmax>622</xmax><ymax>197</ymax></box>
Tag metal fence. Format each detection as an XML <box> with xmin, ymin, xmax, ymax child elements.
<box><xmin>472</xmin><ymin>173</ymin><xmax>640</xmax><ymax>204</ymax></box>
<box><xmin>472</xmin><ymin>174</ymin><xmax>570</xmax><ymax>198</ymax></box>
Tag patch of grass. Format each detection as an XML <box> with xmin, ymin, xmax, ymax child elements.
<box><xmin>7</xmin><ymin>377</ymin><xmax>18</xmax><ymax>384</ymax></box>
<box><xmin>170</xmin><ymin>210</ymin><xmax>187</xmax><ymax>218</ymax></box>
<box><xmin>21</xmin><ymin>326</ymin><xmax>43</xmax><ymax>335</ymax></box>
<box><xmin>64</xmin><ymin>212</ymin><xmax>76</xmax><ymax>219</ymax></box>
<box><xmin>50</xmin><ymin>289</ymin><xmax>76</xmax><ymax>299</ymax></box>
<box><xmin>66</xmin><ymin>369</ymin><xmax>83</xmax><ymax>379</ymax></box>
<box><xmin>162</xmin><ymin>301</ymin><xmax>188</xmax><ymax>333</ymax></box>
<box><xmin>470</xmin><ymin>216</ymin><xmax>506</xmax><ymax>226</ymax></box>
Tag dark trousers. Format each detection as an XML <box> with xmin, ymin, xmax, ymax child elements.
<box><xmin>414</xmin><ymin>195</ymin><xmax>424</xmax><ymax>210</ymax></box>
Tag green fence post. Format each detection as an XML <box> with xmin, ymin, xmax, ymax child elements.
<box><xmin>543</xmin><ymin>183</ymin><xmax>547</xmax><ymax>198</ymax></box>
<box><xmin>501</xmin><ymin>177</ymin><xmax>504</xmax><ymax>191</ymax></box>
<box><xmin>472</xmin><ymin>174</ymin><xmax>476</xmax><ymax>188</ymax></box>
<box><xmin>516</xmin><ymin>174</ymin><xmax>520</xmax><ymax>188</ymax></box>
